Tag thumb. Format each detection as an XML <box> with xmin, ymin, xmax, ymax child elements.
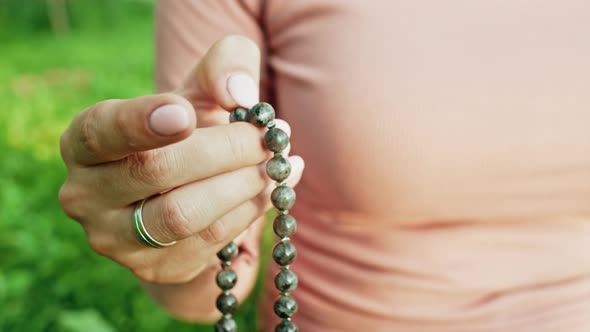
<box><xmin>178</xmin><ymin>35</ymin><xmax>261</xmax><ymax>111</ymax></box>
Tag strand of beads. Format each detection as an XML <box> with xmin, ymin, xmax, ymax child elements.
<box><xmin>214</xmin><ymin>242</ymin><xmax>239</xmax><ymax>332</ymax></box>
<box><xmin>226</xmin><ymin>102</ymin><xmax>298</xmax><ymax>332</ymax></box>
<box><xmin>266</xmin><ymin>127</ymin><xmax>299</xmax><ymax>332</ymax></box>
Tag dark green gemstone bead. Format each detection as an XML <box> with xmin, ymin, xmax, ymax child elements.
<box><xmin>216</xmin><ymin>292</ymin><xmax>238</xmax><ymax>314</ymax></box>
<box><xmin>266</xmin><ymin>155</ymin><xmax>291</xmax><ymax>182</ymax></box>
<box><xmin>274</xmin><ymin>269</ymin><xmax>298</xmax><ymax>292</ymax></box>
<box><xmin>272</xmin><ymin>241</ymin><xmax>297</xmax><ymax>266</ymax></box>
<box><xmin>275</xmin><ymin>320</ymin><xmax>298</xmax><ymax>332</ymax></box>
<box><xmin>214</xmin><ymin>317</ymin><xmax>237</xmax><ymax>332</ymax></box>
<box><xmin>264</xmin><ymin>127</ymin><xmax>289</xmax><ymax>153</ymax></box>
<box><xmin>229</xmin><ymin>107</ymin><xmax>248</xmax><ymax>123</ymax></box>
<box><xmin>273</xmin><ymin>214</ymin><xmax>297</xmax><ymax>238</ymax></box>
<box><xmin>217</xmin><ymin>242</ymin><xmax>238</xmax><ymax>261</ymax></box>
<box><xmin>247</xmin><ymin>102</ymin><xmax>275</xmax><ymax>127</ymax></box>
<box><xmin>271</xmin><ymin>185</ymin><xmax>296</xmax><ymax>211</ymax></box>
<box><xmin>216</xmin><ymin>269</ymin><xmax>237</xmax><ymax>290</ymax></box>
<box><xmin>273</xmin><ymin>295</ymin><xmax>298</xmax><ymax>318</ymax></box>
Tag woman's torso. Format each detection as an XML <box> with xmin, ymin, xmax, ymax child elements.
<box><xmin>260</xmin><ymin>1</ymin><xmax>590</xmax><ymax>331</ymax></box>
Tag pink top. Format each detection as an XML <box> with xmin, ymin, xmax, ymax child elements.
<box><xmin>155</xmin><ymin>1</ymin><xmax>590</xmax><ymax>331</ymax></box>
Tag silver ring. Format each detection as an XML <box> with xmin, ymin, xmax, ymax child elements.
<box><xmin>133</xmin><ymin>198</ymin><xmax>177</xmax><ymax>248</ymax></box>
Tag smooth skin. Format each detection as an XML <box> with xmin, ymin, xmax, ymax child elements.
<box><xmin>58</xmin><ymin>36</ymin><xmax>304</xmax><ymax>321</ymax></box>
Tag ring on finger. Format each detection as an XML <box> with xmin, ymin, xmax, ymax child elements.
<box><xmin>133</xmin><ymin>198</ymin><xmax>177</xmax><ymax>248</ymax></box>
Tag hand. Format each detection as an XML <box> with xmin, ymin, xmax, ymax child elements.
<box><xmin>58</xmin><ymin>35</ymin><xmax>304</xmax><ymax>284</ymax></box>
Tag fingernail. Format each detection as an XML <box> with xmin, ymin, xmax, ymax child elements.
<box><xmin>149</xmin><ymin>104</ymin><xmax>190</xmax><ymax>136</ymax></box>
<box><xmin>227</xmin><ymin>72</ymin><xmax>259</xmax><ymax>108</ymax></box>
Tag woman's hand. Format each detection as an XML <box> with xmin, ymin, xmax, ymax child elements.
<box><xmin>58</xmin><ymin>36</ymin><xmax>304</xmax><ymax>287</ymax></box>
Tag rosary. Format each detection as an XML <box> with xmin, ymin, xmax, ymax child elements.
<box><xmin>214</xmin><ymin>102</ymin><xmax>299</xmax><ymax>332</ymax></box>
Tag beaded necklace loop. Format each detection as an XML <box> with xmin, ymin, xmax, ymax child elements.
<box><xmin>214</xmin><ymin>102</ymin><xmax>299</xmax><ymax>332</ymax></box>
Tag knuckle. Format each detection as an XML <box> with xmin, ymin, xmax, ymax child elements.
<box><xmin>131</xmin><ymin>265</ymin><xmax>200</xmax><ymax>285</ymax></box>
<box><xmin>125</xmin><ymin>150</ymin><xmax>172</xmax><ymax>187</ymax></box>
<box><xmin>59</xmin><ymin>131</ymin><xmax>71</xmax><ymax>163</ymax></box>
<box><xmin>198</xmin><ymin>219</ymin><xmax>229</xmax><ymax>244</ymax></box>
<box><xmin>160</xmin><ymin>197</ymin><xmax>193</xmax><ymax>239</ymax></box>
<box><xmin>131</xmin><ymin>265</ymin><xmax>159</xmax><ymax>283</ymax></box>
<box><xmin>113</xmin><ymin>106</ymin><xmax>135</xmax><ymax>149</ymax></box>
<box><xmin>58</xmin><ymin>181</ymin><xmax>85</xmax><ymax>221</ymax></box>
<box><xmin>87</xmin><ymin>234</ymin><xmax>112</xmax><ymax>257</ymax></box>
<box><xmin>172</xmin><ymin>269</ymin><xmax>202</xmax><ymax>284</ymax></box>
<box><xmin>78</xmin><ymin>105</ymin><xmax>103</xmax><ymax>156</ymax></box>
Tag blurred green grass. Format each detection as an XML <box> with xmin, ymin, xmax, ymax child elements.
<box><xmin>0</xmin><ymin>2</ymin><xmax>268</xmax><ymax>331</ymax></box>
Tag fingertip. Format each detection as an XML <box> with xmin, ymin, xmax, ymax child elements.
<box><xmin>273</xmin><ymin>119</ymin><xmax>291</xmax><ymax>137</ymax></box>
<box><xmin>288</xmin><ymin>155</ymin><xmax>305</xmax><ymax>171</ymax></box>
<box><xmin>287</xmin><ymin>155</ymin><xmax>305</xmax><ymax>187</ymax></box>
<box><xmin>285</xmin><ymin>155</ymin><xmax>304</xmax><ymax>188</ymax></box>
<box><xmin>283</xmin><ymin>143</ymin><xmax>291</xmax><ymax>157</ymax></box>
<box><xmin>188</xmin><ymin>35</ymin><xmax>261</xmax><ymax>111</ymax></box>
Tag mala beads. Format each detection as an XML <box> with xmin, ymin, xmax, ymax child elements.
<box><xmin>214</xmin><ymin>103</ymin><xmax>299</xmax><ymax>332</ymax></box>
<box><xmin>215</xmin><ymin>242</ymin><xmax>239</xmax><ymax>331</ymax></box>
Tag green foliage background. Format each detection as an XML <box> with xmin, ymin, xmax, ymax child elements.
<box><xmin>0</xmin><ymin>1</ymin><xmax>269</xmax><ymax>331</ymax></box>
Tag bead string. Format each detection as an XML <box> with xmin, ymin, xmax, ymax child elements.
<box><xmin>215</xmin><ymin>241</ymin><xmax>239</xmax><ymax>331</ymax></box>
<box><xmin>214</xmin><ymin>103</ymin><xmax>299</xmax><ymax>332</ymax></box>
